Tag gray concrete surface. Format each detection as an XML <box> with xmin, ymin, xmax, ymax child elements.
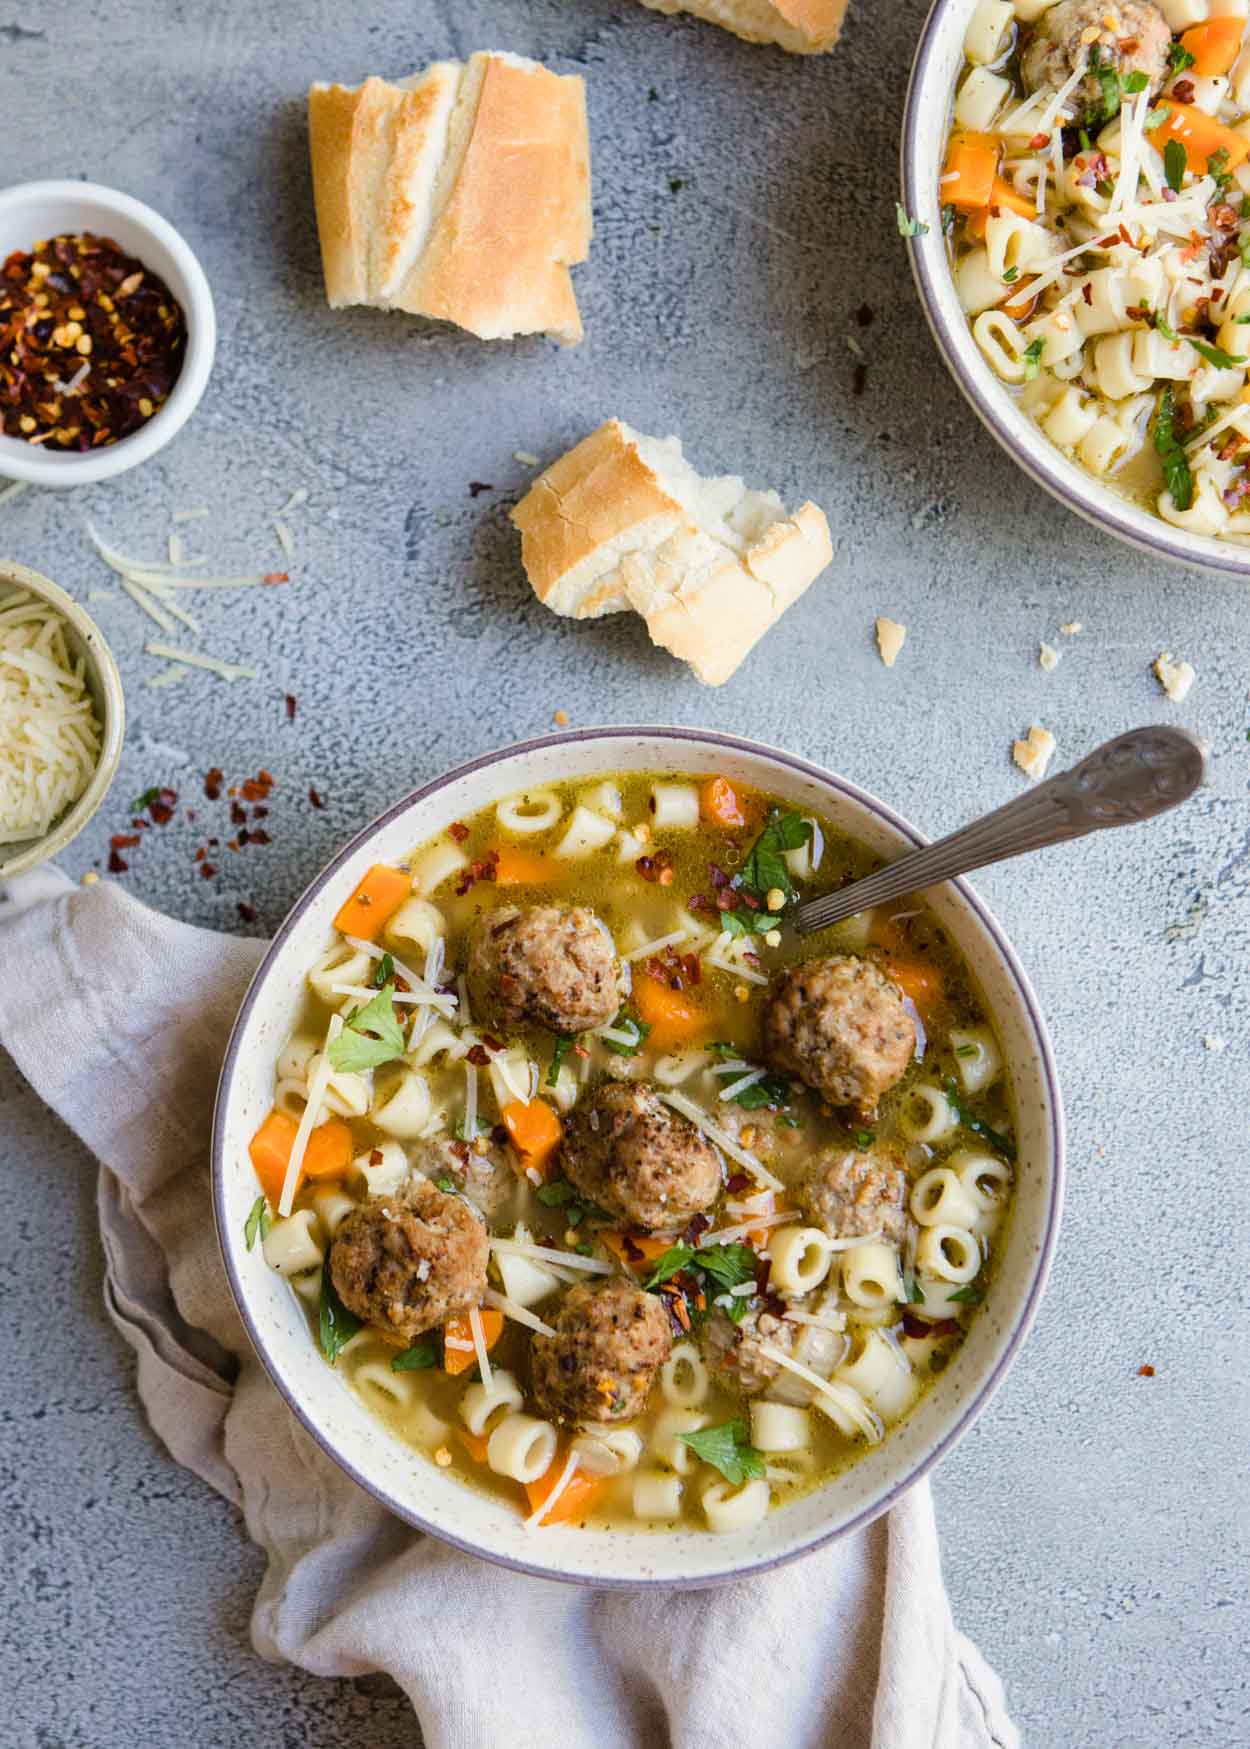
<box><xmin>1</xmin><ymin>1</ymin><xmax>1246</xmax><ymax>1744</ymax></box>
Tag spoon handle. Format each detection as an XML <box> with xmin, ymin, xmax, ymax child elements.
<box><xmin>794</xmin><ymin>726</ymin><xmax>1207</xmax><ymax>937</ymax></box>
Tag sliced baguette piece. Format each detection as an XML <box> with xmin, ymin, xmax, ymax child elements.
<box><xmin>511</xmin><ymin>419</ymin><xmax>832</xmax><ymax>685</ymax></box>
<box><xmin>636</xmin><ymin>0</ymin><xmax>850</xmax><ymax>54</ymax></box>
<box><xmin>307</xmin><ymin>53</ymin><xmax>591</xmax><ymax>344</ymax></box>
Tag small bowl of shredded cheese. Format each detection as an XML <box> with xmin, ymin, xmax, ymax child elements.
<box><xmin>0</xmin><ymin>561</ymin><xmax>124</xmax><ymax>878</ymax></box>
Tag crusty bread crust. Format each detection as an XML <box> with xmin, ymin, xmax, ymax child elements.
<box><xmin>511</xmin><ymin>420</ymin><xmax>832</xmax><ymax>685</ymax></box>
<box><xmin>637</xmin><ymin>0</ymin><xmax>850</xmax><ymax>54</ymax></box>
<box><xmin>307</xmin><ymin>53</ymin><xmax>591</xmax><ymax>344</ymax></box>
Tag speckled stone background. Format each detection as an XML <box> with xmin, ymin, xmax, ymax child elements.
<box><xmin>1</xmin><ymin>1</ymin><xmax>1246</xmax><ymax>1744</ymax></box>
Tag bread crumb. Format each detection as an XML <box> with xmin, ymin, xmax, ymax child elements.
<box><xmin>513</xmin><ymin>449</ymin><xmax>540</xmax><ymax>466</ymax></box>
<box><xmin>875</xmin><ymin>617</ymin><xmax>907</xmax><ymax>668</ymax></box>
<box><xmin>1012</xmin><ymin>724</ymin><xmax>1057</xmax><ymax>781</ymax></box>
<box><xmin>1153</xmin><ymin>651</ymin><xmax>1195</xmax><ymax>703</ymax></box>
<box><xmin>552</xmin><ymin>709</ymin><xmax>569</xmax><ymax>726</ymax></box>
<box><xmin>1060</xmin><ymin>621</ymin><xmax>1083</xmax><ymax>635</ymax></box>
<box><xmin>1203</xmin><ymin>1035</ymin><xmax>1226</xmax><ymax>1053</ymax></box>
<box><xmin>434</xmin><ymin>1446</ymin><xmax>453</xmax><ymax>1468</ymax></box>
<box><xmin>81</xmin><ymin>870</ymin><xmax>99</xmax><ymax>886</ymax></box>
<box><xmin>1039</xmin><ymin>641</ymin><xmax>1060</xmax><ymax>671</ymax></box>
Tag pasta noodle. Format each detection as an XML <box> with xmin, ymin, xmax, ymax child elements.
<box><xmin>385</xmin><ymin>896</ymin><xmax>447</xmax><ymax>955</ymax></box>
<box><xmin>749</xmin><ymin>1401</ymin><xmax>812</xmax><ymax>1453</ymax></box>
<box><xmin>897</xmin><ymin>1081</ymin><xmax>959</xmax><ymax>1144</ymax></box>
<box><xmin>659</xmin><ymin>1342</ymin><xmax>711</xmax><ymax>1409</ymax></box>
<box><xmin>487</xmin><ymin>1413</ymin><xmax>558</xmax><ymax>1484</ymax></box>
<box><xmin>650</xmin><ymin>1408</ymin><xmax>709</xmax><ymax>1475</ymax></box>
<box><xmin>460</xmin><ymin>1368</ymin><xmax>524</xmax><ymax>1436</ymax></box>
<box><xmin>768</xmin><ymin>1226</ymin><xmax>834</xmax><ymax>1296</ymax></box>
<box><xmin>370</xmin><ymin>1069</ymin><xmax>433</xmax><ymax>1137</ymax></box>
<box><xmin>409</xmin><ymin>839</ymin><xmax>468</xmax><ymax>895</ymax></box>
<box><xmin>701</xmin><ymin>1477</ymin><xmax>770</xmax><ymax>1534</ymax></box>
<box><xmin>349</xmin><ymin>1140</ymin><xmax>409</xmax><ymax>1196</ymax></box>
<box><xmin>841</xmin><ymin>1241</ymin><xmax>904</xmax><ymax>1309</ymax></box>
<box><xmin>649</xmin><ymin>782</ymin><xmax>700</xmax><ymax>829</ymax></box>
<box><xmin>262</xmin><ymin>1208</ymin><xmax>324</xmax><ymax>1276</ymax></box>
<box><xmin>915</xmin><ymin>1225</ymin><xmax>982</xmax><ymax>1285</ymax></box>
<box><xmin>555</xmin><ymin>805</ymin><xmax>617</xmax><ymax>858</ymax></box>
<box><xmin>496</xmin><ymin>790</ymin><xmax>561</xmax><ymax>834</ymax></box>
<box><xmin>910</xmin><ymin>1166</ymin><xmax>981</xmax><ymax>1230</ymax></box>
<box><xmin>633</xmin><ymin>1471</ymin><xmax>683</xmax><ymax>1520</ymax></box>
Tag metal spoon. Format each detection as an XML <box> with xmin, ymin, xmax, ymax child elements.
<box><xmin>794</xmin><ymin>726</ymin><xmax>1207</xmax><ymax>936</ymax></box>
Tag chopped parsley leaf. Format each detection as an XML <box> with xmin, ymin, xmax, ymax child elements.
<box><xmin>947</xmin><ymin>1283</ymin><xmax>985</xmax><ymax>1306</ymax></box>
<box><xmin>536</xmin><ymin>1179</ymin><xmax>610</xmax><ymax>1225</ymax></box>
<box><xmin>903</xmin><ymin>1273</ymin><xmax>925</xmax><ymax>1305</ymax></box>
<box><xmin>1022</xmin><ymin>337</ymin><xmax>1045</xmax><ymax>381</ymax></box>
<box><xmin>954</xmin><ymin>1043</ymin><xmax>978</xmax><ymax>1059</ymax></box>
<box><xmin>243</xmin><ymin>1194</ymin><xmax>270</xmax><ymax>1251</ymax></box>
<box><xmin>1164</xmin><ymin>136</ymin><xmax>1187</xmax><ymax>194</ymax></box>
<box><xmin>737</xmin><ymin>808</ymin><xmax>812</xmax><ymax>907</ymax></box>
<box><xmin>942</xmin><ymin>1077</ymin><xmax>1018</xmax><ymax>1162</ymax></box>
<box><xmin>855</xmin><ymin>1129</ymin><xmax>875</xmax><ymax>1148</ymax></box>
<box><xmin>1121</xmin><ymin>70</ymin><xmax>1149</xmax><ymax>95</ymax></box>
<box><xmin>895</xmin><ymin>202</ymin><xmax>929</xmax><ymax>237</ymax></box>
<box><xmin>1088</xmin><ymin>44</ymin><xmax>1120</xmax><ymax>124</ymax></box>
<box><xmin>1167</xmin><ymin>40</ymin><xmax>1195</xmax><ymax>74</ymax></box>
<box><xmin>719</xmin><ymin>906</ymin><xmax>780</xmax><ymax>939</ymax></box>
<box><xmin>1152</xmin><ymin>384</ymin><xmax>1193</xmax><ymax>512</ymax></box>
<box><xmin>678</xmin><ymin>1420</ymin><xmax>766</xmax><ymax>1486</ymax></box>
<box><xmin>601</xmin><ymin>1010</ymin><xmax>651</xmax><ymax>1057</ymax></box>
<box><xmin>435</xmin><ymin>1173</ymin><xmax>457</xmax><ymax>1192</ymax></box>
<box><xmin>1002</xmin><ymin>265</ymin><xmax>1019</xmax><ymax>284</ymax></box>
<box><xmin>327</xmin><ymin>982</ymin><xmax>406</xmax><ymax>1072</ymax></box>
<box><xmin>131</xmin><ymin>786</ymin><xmax>163</xmax><ymax>813</ymax></box>
<box><xmin>392</xmin><ymin>1340</ymin><xmax>438</xmax><ymax>1372</ymax></box>
<box><xmin>373</xmin><ymin>951</ymin><xmax>394</xmax><ymax>989</ymax></box>
<box><xmin>318</xmin><ymin>1261</ymin><xmax>362</xmax><ymax>1364</ymax></box>
<box><xmin>1190</xmin><ymin>337</ymin><xmax>1246</xmax><ymax>370</ymax></box>
<box><xmin>547</xmin><ymin>1033</ymin><xmax>576</xmax><ymax>1087</ymax></box>
<box><xmin>1144</xmin><ymin>104</ymin><xmax>1172</xmax><ymax>129</ymax></box>
<box><xmin>645</xmin><ymin>1241</ymin><xmax>757</xmax><ymax>1293</ymax></box>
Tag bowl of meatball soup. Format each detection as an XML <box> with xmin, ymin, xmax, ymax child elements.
<box><xmin>212</xmin><ymin>728</ymin><xmax>1063</xmax><ymax>1587</ymax></box>
<box><xmin>903</xmin><ymin>0</ymin><xmax>1250</xmax><ymax>573</ymax></box>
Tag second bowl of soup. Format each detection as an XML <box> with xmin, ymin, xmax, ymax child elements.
<box><xmin>212</xmin><ymin>728</ymin><xmax>1063</xmax><ymax>1587</ymax></box>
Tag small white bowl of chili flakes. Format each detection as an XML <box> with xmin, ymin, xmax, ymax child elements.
<box><xmin>0</xmin><ymin>179</ymin><xmax>216</xmax><ymax>487</ymax></box>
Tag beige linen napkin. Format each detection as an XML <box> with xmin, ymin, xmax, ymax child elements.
<box><xmin>0</xmin><ymin>870</ymin><xmax>1018</xmax><ymax>1749</ymax></box>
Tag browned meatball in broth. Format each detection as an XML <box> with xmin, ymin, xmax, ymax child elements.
<box><xmin>531</xmin><ymin>1280</ymin><xmax>673</xmax><ymax>1422</ymax></box>
<box><xmin>762</xmin><ymin>954</ymin><xmax>915</xmax><ymax>1115</ymax></box>
<box><xmin>560</xmin><ymin>1080</ymin><xmax>722</xmax><ymax>1230</ymax></box>
<box><xmin>1021</xmin><ymin>0</ymin><xmax>1170</xmax><ymax>124</ymax></box>
<box><xmin>800</xmin><ymin>1148</ymin><xmax>909</xmax><ymax>1246</ymax></box>
<box><xmin>465</xmin><ymin>903</ymin><xmax>625</xmax><ymax>1033</ymax></box>
<box><xmin>329</xmin><ymin>1177</ymin><xmax>488</xmax><ymax>1342</ymax></box>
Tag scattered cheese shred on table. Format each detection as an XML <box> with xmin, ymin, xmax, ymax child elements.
<box><xmin>1039</xmin><ymin>641</ymin><xmax>1060</xmax><ymax>671</ymax></box>
<box><xmin>1153</xmin><ymin>651</ymin><xmax>1195</xmax><ymax>703</ymax></box>
<box><xmin>875</xmin><ymin>617</ymin><xmax>907</xmax><ymax>668</ymax></box>
<box><xmin>0</xmin><ymin>588</ymin><xmax>102</xmax><ymax>844</ymax></box>
<box><xmin>1012</xmin><ymin>724</ymin><xmax>1056</xmax><ymax>781</ymax></box>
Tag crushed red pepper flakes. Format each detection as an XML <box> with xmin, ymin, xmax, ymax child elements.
<box><xmin>237</xmin><ymin>902</ymin><xmax>258</xmax><ymax>924</ymax></box>
<box><xmin>1138</xmin><ymin>1364</ymin><xmax>1156</xmax><ymax>1378</ymax></box>
<box><xmin>308</xmin><ymin>786</ymin><xmax>325</xmax><ymax>810</ymax></box>
<box><xmin>200</xmin><ymin>862</ymin><xmax>217</xmax><ymax>880</ymax></box>
<box><xmin>468</xmin><ymin>481</ymin><xmax>494</xmax><ymax>497</ymax></box>
<box><xmin>0</xmin><ymin>232</ymin><xmax>186</xmax><ymax>450</ymax></box>
<box><xmin>107</xmin><ymin>849</ymin><xmax>128</xmax><ymax>873</ymax></box>
<box><xmin>204</xmin><ymin>767</ymin><xmax>223</xmax><ymax>800</ymax></box>
<box><xmin>448</xmin><ymin>821</ymin><xmax>469</xmax><ymax>842</ymax></box>
<box><xmin>284</xmin><ymin>693</ymin><xmax>297</xmax><ymax>722</ymax></box>
<box><xmin>110</xmin><ymin>833</ymin><xmax>140</xmax><ymax>850</ymax></box>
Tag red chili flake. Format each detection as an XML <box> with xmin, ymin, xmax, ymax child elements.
<box><xmin>681</xmin><ymin>1212</ymin><xmax>712</xmax><ymax>1246</ymax></box>
<box><xmin>490</xmin><ymin>1123</ymin><xmax>509</xmax><ymax>1147</ymax></box>
<box><xmin>200</xmin><ymin>862</ymin><xmax>217</xmax><ymax>880</ymax></box>
<box><xmin>572</xmin><ymin>1043</ymin><xmax>590</xmax><ymax>1059</ymax></box>
<box><xmin>449</xmin><ymin>1141</ymin><xmax>471</xmax><ymax>1166</ymax></box>
<box><xmin>902</xmin><ymin>1313</ymin><xmax>960</xmax><ymax>1340</ymax></box>
<box><xmin>194</xmin><ymin>847</ymin><xmax>206</xmax><ymax>862</ymax></box>
<box><xmin>227</xmin><ymin>838</ymin><xmax>241</xmax><ymax>852</ymax></box>
<box><xmin>237</xmin><ymin>902</ymin><xmax>258</xmax><ymax>924</ymax></box>
<box><xmin>148</xmin><ymin>796</ymin><xmax>175</xmax><ymax>825</ymax></box>
<box><xmin>448</xmin><ymin>821</ymin><xmax>470</xmax><ymax>842</ymax></box>
<box><xmin>466</xmin><ymin>1044</ymin><xmax>491</xmax><ymax>1067</ymax></box>
<box><xmin>308</xmin><ymin>786</ymin><xmax>325</xmax><ymax>810</ymax></box>
<box><xmin>107</xmin><ymin>849</ymin><xmax>128</xmax><ymax>873</ymax></box>
<box><xmin>284</xmin><ymin>693</ymin><xmax>297</xmax><ymax>722</ymax></box>
<box><xmin>686</xmin><ymin>893</ymin><xmax>711</xmax><ymax>913</ymax></box>
<box><xmin>725</xmin><ymin>1172</ymin><xmax>750</xmax><ymax>1194</ymax></box>
<box><xmin>252</xmin><ymin>805</ymin><xmax>268</xmax><ymax>819</ymax></box>
<box><xmin>636</xmin><ymin>849</ymin><xmax>674</xmax><ymax>884</ymax></box>
<box><xmin>110</xmin><ymin>833</ymin><xmax>140</xmax><ymax>850</ymax></box>
<box><xmin>1082</xmin><ymin>283</ymin><xmax>1094</xmax><ymax>306</ymax></box>
<box><xmin>208</xmin><ymin>837</ymin><xmax>219</xmax><ymax>848</ymax></box>
<box><xmin>250</xmin><ymin>828</ymin><xmax>271</xmax><ymax>845</ymax></box>
<box><xmin>1028</xmin><ymin>131</ymin><xmax>1049</xmax><ymax>150</ymax></box>
<box><xmin>468</xmin><ymin>481</ymin><xmax>494</xmax><ymax>497</ymax></box>
<box><xmin>204</xmin><ymin>767</ymin><xmax>223</xmax><ymax>800</ymax></box>
<box><xmin>230</xmin><ymin>800</ymin><xmax>246</xmax><ymax>825</ymax></box>
<box><xmin>1212</xmin><ymin>202</ymin><xmax>1239</xmax><ymax>232</ymax></box>
<box><xmin>622</xmin><ymin>1234</ymin><xmax>645</xmax><ymax>1263</ymax></box>
<box><xmin>715</xmin><ymin>887</ymin><xmax>739</xmax><ymax>912</ymax></box>
<box><xmin>262</xmin><ymin>572</ymin><xmax>289</xmax><ymax>585</ymax></box>
<box><xmin>1138</xmin><ymin>1364</ymin><xmax>1155</xmax><ymax>1378</ymax></box>
<box><xmin>480</xmin><ymin>1033</ymin><xmax>505</xmax><ymax>1052</ymax></box>
<box><xmin>709</xmin><ymin>863</ymin><xmax>730</xmax><ymax>889</ymax></box>
<box><xmin>1173</xmin><ymin>78</ymin><xmax>1195</xmax><ymax>103</ymax></box>
<box><xmin>741</xmin><ymin>891</ymin><xmax>761</xmax><ymax>910</ymax></box>
<box><xmin>130</xmin><ymin>818</ymin><xmax>147</xmax><ymax>829</ymax></box>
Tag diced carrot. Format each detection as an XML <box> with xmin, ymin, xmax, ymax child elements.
<box><xmin>459</xmin><ymin>1428</ymin><xmax>490</xmax><ymax>1464</ymax></box>
<box><xmin>1147</xmin><ymin>101</ymin><xmax>1250</xmax><ymax>175</ymax></box>
<box><xmin>248</xmin><ymin>1108</ymin><xmax>352</xmax><ymax>1203</ymax></box>
<box><xmin>333</xmin><ymin>862</ymin><xmax>412</xmax><ymax>941</ymax></box>
<box><xmin>501</xmin><ymin>1099</ymin><xmax>563</xmax><ymax>1180</ymax></box>
<box><xmin>699</xmin><ymin>775</ymin><xmax>746</xmax><ymax>830</ymax></box>
<box><xmin>883</xmin><ymin>957</ymin><xmax>944</xmax><ymax>1015</ymax></box>
<box><xmin>492</xmin><ymin>847</ymin><xmax>557</xmax><ymax>886</ymax></box>
<box><xmin>943</xmin><ymin>132</ymin><xmax>999</xmax><ymax>209</ymax></box>
<box><xmin>631</xmin><ymin>970</ymin><xmax>707</xmax><ymax>1053</ymax></box>
<box><xmin>1180</xmin><ymin>15</ymin><xmax>1245</xmax><ymax>77</ymax></box>
<box><xmin>443</xmin><ymin>1307</ymin><xmax>505</xmax><ymax>1377</ymax></box>
<box><xmin>524</xmin><ymin>1458</ymin><xmax>607</xmax><ymax>1526</ymax></box>
<box><xmin>964</xmin><ymin>207</ymin><xmax>989</xmax><ymax>241</ymax></box>
<box><xmin>601</xmin><ymin>1229</ymin><xmax>676</xmax><ymax>1273</ymax></box>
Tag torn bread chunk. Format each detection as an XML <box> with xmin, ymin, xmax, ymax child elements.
<box><xmin>636</xmin><ymin>0</ymin><xmax>849</xmax><ymax>54</ymax></box>
<box><xmin>511</xmin><ymin>419</ymin><xmax>832</xmax><ymax>685</ymax></box>
<box><xmin>1012</xmin><ymin>724</ymin><xmax>1057</xmax><ymax>781</ymax></box>
<box><xmin>308</xmin><ymin>52</ymin><xmax>591</xmax><ymax>344</ymax></box>
<box><xmin>875</xmin><ymin>618</ymin><xmax>906</xmax><ymax>668</ymax></box>
<box><xmin>1153</xmin><ymin>651</ymin><xmax>1195</xmax><ymax>703</ymax></box>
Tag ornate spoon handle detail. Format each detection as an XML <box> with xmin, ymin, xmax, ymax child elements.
<box><xmin>794</xmin><ymin>727</ymin><xmax>1207</xmax><ymax>937</ymax></box>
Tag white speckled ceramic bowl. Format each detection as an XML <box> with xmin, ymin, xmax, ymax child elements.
<box><xmin>0</xmin><ymin>560</ymin><xmax>125</xmax><ymax>879</ymax></box>
<box><xmin>0</xmin><ymin>180</ymin><xmax>215</xmax><ymax>487</ymax></box>
<box><xmin>902</xmin><ymin>0</ymin><xmax>1250</xmax><ymax>576</ymax></box>
<box><xmin>212</xmin><ymin>728</ymin><xmax>1064</xmax><ymax>1587</ymax></box>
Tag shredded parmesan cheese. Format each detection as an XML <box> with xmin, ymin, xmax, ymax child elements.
<box><xmin>875</xmin><ymin>617</ymin><xmax>907</xmax><ymax>668</ymax></box>
<box><xmin>657</xmin><ymin>1090</ymin><xmax>784</xmax><ymax>1190</ymax></box>
<box><xmin>0</xmin><ymin>589</ymin><xmax>102</xmax><ymax>844</ymax></box>
<box><xmin>489</xmin><ymin>1238</ymin><xmax>613</xmax><ymax>1275</ymax></box>
<box><xmin>278</xmin><ymin>1014</ymin><xmax>343</xmax><ymax>1215</ymax></box>
<box><xmin>525</xmin><ymin>1451</ymin><xmax>579</xmax><ymax>1528</ymax></box>
<box><xmin>1153</xmin><ymin>651</ymin><xmax>1195</xmax><ymax>702</ymax></box>
<box><xmin>143</xmin><ymin>642</ymin><xmax>259</xmax><ymax>682</ymax></box>
<box><xmin>1039</xmin><ymin>641</ymin><xmax>1060</xmax><ymax>671</ymax></box>
<box><xmin>755</xmin><ymin>1342</ymin><xmax>884</xmax><ymax>1443</ymax></box>
<box><xmin>468</xmin><ymin>1303</ymin><xmax>493</xmax><ymax>1388</ymax></box>
<box><xmin>482</xmin><ymin>1287</ymin><xmax>557</xmax><ymax>1337</ymax></box>
<box><xmin>1012</xmin><ymin>724</ymin><xmax>1057</xmax><ymax>781</ymax></box>
<box><xmin>0</xmin><ymin>480</ymin><xmax>29</xmax><ymax>509</ymax></box>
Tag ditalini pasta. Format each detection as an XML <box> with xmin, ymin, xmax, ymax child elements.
<box><xmin>244</xmin><ymin>770</ymin><xmax>1016</xmax><ymax>1532</ymax></box>
<box><xmin>943</xmin><ymin>0</ymin><xmax>1250</xmax><ymax>537</ymax></box>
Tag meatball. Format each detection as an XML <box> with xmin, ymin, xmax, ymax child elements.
<box><xmin>560</xmin><ymin>1080</ymin><xmax>722</xmax><ymax>1230</ymax></box>
<box><xmin>702</xmin><ymin>1306</ymin><xmax>797</xmax><ymax>1396</ymax></box>
<box><xmin>530</xmin><ymin>1280</ymin><xmax>673</xmax><ymax>1423</ymax></box>
<box><xmin>800</xmin><ymin>1148</ymin><xmax>909</xmax><ymax>1246</ymax></box>
<box><xmin>328</xmin><ymin>1177</ymin><xmax>487</xmax><ymax>1342</ymax></box>
<box><xmin>762</xmin><ymin>954</ymin><xmax>915</xmax><ymax>1115</ymax></box>
<box><xmin>465</xmin><ymin>903</ymin><xmax>625</xmax><ymax>1033</ymax></box>
<box><xmin>1021</xmin><ymin>0</ymin><xmax>1170</xmax><ymax>124</ymax></box>
<box><xmin>410</xmin><ymin>1136</ymin><xmax>517</xmax><ymax>1223</ymax></box>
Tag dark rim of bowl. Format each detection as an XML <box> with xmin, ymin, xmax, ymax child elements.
<box><xmin>900</xmin><ymin>0</ymin><xmax>1250</xmax><ymax>578</ymax></box>
<box><xmin>210</xmin><ymin>726</ymin><xmax>1066</xmax><ymax>1590</ymax></box>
